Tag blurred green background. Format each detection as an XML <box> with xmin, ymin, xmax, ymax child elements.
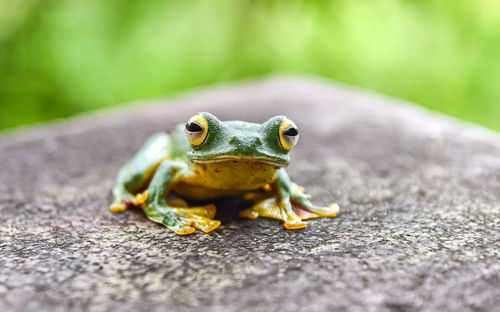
<box><xmin>1</xmin><ymin>0</ymin><xmax>499</xmax><ymax>131</ymax></box>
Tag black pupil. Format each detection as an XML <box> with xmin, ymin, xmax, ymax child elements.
<box><xmin>186</xmin><ymin>122</ymin><xmax>203</xmax><ymax>132</ymax></box>
<box><xmin>284</xmin><ymin>127</ymin><xmax>298</xmax><ymax>136</ymax></box>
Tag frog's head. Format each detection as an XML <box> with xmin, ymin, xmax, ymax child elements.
<box><xmin>184</xmin><ymin>112</ymin><xmax>299</xmax><ymax>168</ymax></box>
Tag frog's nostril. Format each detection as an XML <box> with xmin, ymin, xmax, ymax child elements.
<box><xmin>229</xmin><ymin>136</ymin><xmax>239</xmax><ymax>144</ymax></box>
<box><xmin>229</xmin><ymin>136</ymin><xmax>246</xmax><ymax>147</ymax></box>
<box><xmin>229</xmin><ymin>136</ymin><xmax>262</xmax><ymax>150</ymax></box>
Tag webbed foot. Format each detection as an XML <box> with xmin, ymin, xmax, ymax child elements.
<box><xmin>240</xmin><ymin>197</ymin><xmax>307</xmax><ymax>229</ymax></box>
<box><xmin>240</xmin><ymin>183</ymin><xmax>339</xmax><ymax>230</ymax></box>
<box><xmin>109</xmin><ymin>191</ymin><xmax>150</xmax><ymax>213</ymax></box>
<box><xmin>145</xmin><ymin>202</ymin><xmax>220</xmax><ymax>235</ymax></box>
<box><xmin>289</xmin><ymin>183</ymin><xmax>339</xmax><ymax>219</ymax></box>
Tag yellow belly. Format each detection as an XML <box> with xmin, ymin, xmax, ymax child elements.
<box><xmin>174</xmin><ymin>160</ymin><xmax>279</xmax><ymax>200</ymax></box>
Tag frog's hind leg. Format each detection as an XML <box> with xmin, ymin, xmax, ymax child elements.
<box><xmin>289</xmin><ymin>183</ymin><xmax>339</xmax><ymax>220</ymax></box>
<box><xmin>110</xmin><ymin>133</ymin><xmax>170</xmax><ymax>213</ymax></box>
<box><xmin>240</xmin><ymin>192</ymin><xmax>338</xmax><ymax>229</ymax></box>
<box><xmin>240</xmin><ymin>169</ymin><xmax>339</xmax><ymax>230</ymax></box>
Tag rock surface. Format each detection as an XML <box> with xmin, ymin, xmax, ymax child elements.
<box><xmin>1</xmin><ymin>77</ymin><xmax>499</xmax><ymax>312</ymax></box>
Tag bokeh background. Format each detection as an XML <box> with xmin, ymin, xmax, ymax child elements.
<box><xmin>1</xmin><ymin>0</ymin><xmax>499</xmax><ymax>131</ymax></box>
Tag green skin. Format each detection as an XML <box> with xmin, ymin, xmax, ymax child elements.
<box><xmin>111</xmin><ymin>112</ymin><xmax>338</xmax><ymax>234</ymax></box>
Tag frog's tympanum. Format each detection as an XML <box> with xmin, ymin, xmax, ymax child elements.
<box><xmin>110</xmin><ymin>113</ymin><xmax>339</xmax><ymax>235</ymax></box>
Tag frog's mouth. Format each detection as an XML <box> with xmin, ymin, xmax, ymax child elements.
<box><xmin>191</xmin><ymin>156</ymin><xmax>288</xmax><ymax>168</ymax></box>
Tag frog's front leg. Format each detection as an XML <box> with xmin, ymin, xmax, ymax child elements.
<box><xmin>110</xmin><ymin>132</ymin><xmax>170</xmax><ymax>213</ymax></box>
<box><xmin>144</xmin><ymin>161</ymin><xmax>221</xmax><ymax>235</ymax></box>
<box><xmin>240</xmin><ymin>169</ymin><xmax>339</xmax><ymax>230</ymax></box>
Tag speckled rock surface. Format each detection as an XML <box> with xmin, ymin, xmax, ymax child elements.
<box><xmin>1</xmin><ymin>77</ymin><xmax>499</xmax><ymax>312</ymax></box>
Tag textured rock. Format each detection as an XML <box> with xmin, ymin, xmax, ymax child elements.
<box><xmin>1</xmin><ymin>76</ymin><xmax>499</xmax><ymax>312</ymax></box>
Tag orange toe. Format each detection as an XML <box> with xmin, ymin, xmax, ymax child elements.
<box><xmin>284</xmin><ymin>222</ymin><xmax>307</xmax><ymax>230</ymax></box>
<box><xmin>175</xmin><ymin>227</ymin><xmax>196</xmax><ymax>235</ymax></box>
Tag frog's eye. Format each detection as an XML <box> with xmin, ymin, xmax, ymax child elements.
<box><xmin>185</xmin><ymin>114</ymin><xmax>209</xmax><ymax>146</ymax></box>
<box><xmin>279</xmin><ymin>118</ymin><xmax>299</xmax><ymax>151</ymax></box>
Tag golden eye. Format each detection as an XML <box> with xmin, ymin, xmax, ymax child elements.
<box><xmin>279</xmin><ymin>118</ymin><xmax>299</xmax><ymax>151</ymax></box>
<box><xmin>185</xmin><ymin>114</ymin><xmax>208</xmax><ymax>146</ymax></box>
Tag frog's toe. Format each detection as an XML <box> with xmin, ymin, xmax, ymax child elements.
<box><xmin>174</xmin><ymin>224</ymin><xmax>196</xmax><ymax>235</ymax></box>
<box><xmin>132</xmin><ymin>190</ymin><xmax>149</xmax><ymax>207</ymax></box>
<box><xmin>239</xmin><ymin>208</ymin><xmax>259</xmax><ymax>219</ymax></box>
<box><xmin>109</xmin><ymin>200</ymin><xmax>129</xmax><ymax>213</ymax></box>
<box><xmin>327</xmin><ymin>203</ymin><xmax>340</xmax><ymax>217</ymax></box>
<box><xmin>191</xmin><ymin>217</ymin><xmax>221</xmax><ymax>233</ymax></box>
<box><xmin>110</xmin><ymin>191</ymin><xmax>150</xmax><ymax>213</ymax></box>
<box><xmin>284</xmin><ymin>220</ymin><xmax>307</xmax><ymax>230</ymax></box>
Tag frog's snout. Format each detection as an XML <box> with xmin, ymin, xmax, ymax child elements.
<box><xmin>223</xmin><ymin>134</ymin><xmax>288</xmax><ymax>166</ymax></box>
<box><xmin>229</xmin><ymin>135</ymin><xmax>262</xmax><ymax>149</ymax></box>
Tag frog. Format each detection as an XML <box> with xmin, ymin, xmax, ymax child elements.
<box><xmin>110</xmin><ymin>112</ymin><xmax>339</xmax><ymax>235</ymax></box>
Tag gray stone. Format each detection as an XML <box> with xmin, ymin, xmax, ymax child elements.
<box><xmin>1</xmin><ymin>76</ymin><xmax>499</xmax><ymax>312</ymax></box>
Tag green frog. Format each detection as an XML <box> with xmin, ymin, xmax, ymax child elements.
<box><xmin>110</xmin><ymin>112</ymin><xmax>339</xmax><ymax>235</ymax></box>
